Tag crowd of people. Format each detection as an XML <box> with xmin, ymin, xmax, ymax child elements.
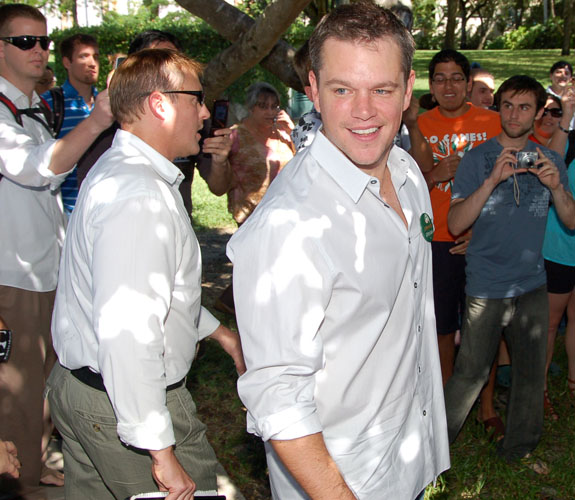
<box><xmin>0</xmin><ymin>0</ymin><xmax>574</xmax><ymax>499</ymax></box>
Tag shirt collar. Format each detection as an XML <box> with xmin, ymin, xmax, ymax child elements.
<box><xmin>309</xmin><ymin>129</ymin><xmax>372</xmax><ymax>204</ymax></box>
<box><xmin>62</xmin><ymin>79</ymin><xmax>98</xmax><ymax>99</ymax></box>
<box><xmin>309</xmin><ymin>127</ymin><xmax>408</xmax><ymax>203</ymax></box>
<box><xmin>112</xmin><ymin>129</ymin><xmax>184</xmax><ymax>186</ymax></box>
<box><xmin>0</xmin><ymin>76</ymin><xmax>41</xmax><ymax>107</ymax></box>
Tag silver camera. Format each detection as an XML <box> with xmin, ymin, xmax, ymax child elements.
<box><xmin>516</xmin><ymin>151</ymin><xmax>538</xmax><ymax>169</ymax></box>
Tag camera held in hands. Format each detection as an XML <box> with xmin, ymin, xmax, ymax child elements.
<box><xmin>516</xmin><ymin>151</ymin><xmax>538</xmax><ymax>169</ymax></box>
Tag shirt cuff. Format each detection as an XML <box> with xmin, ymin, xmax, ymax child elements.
<box><xmin>117</xmin><ymin>408</ymin><xmax>175</xmax><ymax>451</ymax></box>
<box><xmin>249</xmin><ymin>405</ymin><xmax>323</xmax><ymax>441</ymax></box>
<box><xmin>197</xmin><ymin>305</ymin><xmax>220</xmax><ymax>340</ymax></box>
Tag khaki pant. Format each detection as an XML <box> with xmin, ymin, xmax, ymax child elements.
<box><xmin>0</xmin><ymin>285</ymin><xmax>56</xmax><ymax>487</ymax></box>
<box><xmin>46</xmin><ymin>363</ymin><xmax>219</xmax><ymax>500</ymax></box>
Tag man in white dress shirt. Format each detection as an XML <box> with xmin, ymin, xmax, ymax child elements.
<box><xmin>0</xmin><ymin>3</ymin><xmax>112</xmax><ymax>489</ymax></box>
<box><xmin>227</xmin><ymin>2</ymin><xmax>450</xmax><ymax>499</ymax></box>
<box><xmin>46</xmin><ymin>49</ymin><xmax>245</xmax><ymax>500</ymax></box>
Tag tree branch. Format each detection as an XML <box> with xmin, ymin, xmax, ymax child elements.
<box><xmin>175</xmin><ymin>0</ymin><xmax>311</xmax><ymax>97</ymax></box>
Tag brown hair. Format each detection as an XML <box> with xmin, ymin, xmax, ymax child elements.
<box><xmin>309</xmin><ymin>0</ymin><xmax>415</xmax><ymax>84</ymax></box>
<box><xmin>60</xmin><ymin>33</ymin><xmax>98</xmax><ymax>61</ymax></box>
<box><xmin>0</xmin><ymin>4</ymin><xmax>46</xmax><ymax>36</ymax></box>
<box><xmin>293</xmin><ymin>40</ymin><xmax>311</xmax><ymax>87</ymax></box>
<box><xmin>109</xmin><ymin>48</ymin><xmax>203</xmax><ymax>125</ymax></box>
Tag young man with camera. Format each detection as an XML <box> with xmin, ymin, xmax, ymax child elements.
<box><xmin>444</xmin><ymin>75</ymin><xmax>575</xmax><ymax>465</ymax></box>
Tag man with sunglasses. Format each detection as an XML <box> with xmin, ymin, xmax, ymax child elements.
<box><xmin>46</xmin><ymin>49</ymin><xmax>245</xmax><ymax>499</ymax></box>
<box><xmin>0</xmin><ymin>3</ymin><xmax>112</xmax><ymax>490</ymax></box>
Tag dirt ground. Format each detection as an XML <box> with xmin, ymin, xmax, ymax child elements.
<box><xmin>195</xmin><ymin>226</ymin><xmax>272</xmax><ymax>500</ymax></box>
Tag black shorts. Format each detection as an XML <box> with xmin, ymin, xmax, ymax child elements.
<box><xmin>545</xmin><ymin>259</ymin><xmax>575</xmax><ymax>294</ymax></box>
<box><xmin>432</xmin><ymin>241</ymin><xmax>466</xmax><ymax>335</ymax></box>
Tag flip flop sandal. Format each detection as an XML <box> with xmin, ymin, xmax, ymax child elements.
<box><xmin>544</xmin><ymin>389</ymin><xmax>559</xmax><ymax>421</ymax></box>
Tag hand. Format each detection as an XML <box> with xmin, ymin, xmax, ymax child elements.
<box><xmin>0</xmin><ymin>440</ymin><xmax>21</xmax><ymax>478</ymax></box>
<box><xmin>275</xmin><ymin>110</ymin><xmax>294</xmax><ymax>133</ymax></box>
<box><xmin>202</xmin><ymin>128</ymin><xmax>232</xmax><ymax>167</ymax></box>
<box><xmin>209</xmin><ymin>324</ymin><xmax>246</xmax><ymax>375</ymax></box>
<box><xmin>150</xmin><ymin>447</ymin><xmax>196</xmax><ymax>500</ymax></box>
<box><xmin>560</xmin><ymin>90</ymin><xmax>575</xmax><ymax>125</ymax></box>
<box><xmin>488</xmin><ymin>147</ymin><xmax>525</xmax><ymax>187</ymax></box>
<box><xmin>449</xmin><ymin>230</ymin><xmax>471</xmax><ymax>255</ymax></box>
<box><xmin>402</xmin><ymin>94</ymin><xmax>420</xmax><ymax>128</ymax></box>
<box><xmin>431</xmin><ymin>154</ymin><xmax>461</xmax><ymax>183</ymax></box>
<box><xmin>531</xmin><ymin>147</ymin><xmax>561</xmax><ymax>190</ymax></box>
<box><xmin>89</xmin><ymin>89</ymin><xmax>114</xmax><ymax>130</ymax></box>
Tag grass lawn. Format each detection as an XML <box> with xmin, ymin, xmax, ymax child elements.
<box><xmin>190</xmin><ymin>48</ymin><xmax>575</xmax><ymax>499</ymax></box>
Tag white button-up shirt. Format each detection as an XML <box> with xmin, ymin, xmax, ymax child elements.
<box><xmin>228</xmin><ymin>131</ymin><xmax>450</xmax><ymax>499</ymax></box>
<box><xmin>0</xmin><ymin>77</ymin><xmax>66</xmax><ymax>292</ymax></box>
<box><xmin>52</xmin><ymin>130</ymin><xmax>220</xmax><ymax>450</ymax></box>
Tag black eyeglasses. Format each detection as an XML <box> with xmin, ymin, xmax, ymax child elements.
<box><xmin>542</xmin><ymin>108</ymin><xmax>562</xmax><ymax>118</ymax></box>
<box><xmin>0</xmin><ymin>35</ymin><xmax>51</xmax><ymax>51</ymax></box>
<box><xmin>162</xmin><ymin>90</ymin><xmax>204</xmax><ymax>106</ymax></box>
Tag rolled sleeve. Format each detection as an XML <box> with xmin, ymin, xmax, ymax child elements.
<box><xmin>0</xmin><ymin>108</ymin><xmax>63</xmax><ymax>188</ymax></box>
<box><xmin>197</xmin><ymin>306</ymin><xmax>220</xmax><ymax>340</ymax></box>
<box><xmin>91</xmin><ymin>191</ymin><xmax>179</xmax><ymax>450</ymax></box>
<box><xmin>229</xmin><ymin>212</ymin><xmax>334</xmax><ymax>441</ymax></box>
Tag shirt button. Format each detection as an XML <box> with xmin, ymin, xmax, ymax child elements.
<box><xmin>423</xmin><ymin>410</ymin><xmax>427</xmax><ymax>417</ymax></box>
<box><xmin>414</xmin><ymin>282</ymin><xmax>418</xmax><ymax>288</ymax></box>
<box><xmin>417</xmin><ymin>325</ymin><xmax>421</xmax><ymax>332</ymax></box>
<box><xmin>418</xmin><ymin>366</ymin><xmax>421</xmax><ymax>373</ymax></box>
<box><xmin>370</xmin><ymin>180</ymin><xmax>377</xmax><ymax>185</ymax></box>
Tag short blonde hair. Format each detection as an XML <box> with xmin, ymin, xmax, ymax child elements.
<box><xmin>109</xmin><ymin>48</ymin><xmax>204</xmax><ymax>125</ymax></box>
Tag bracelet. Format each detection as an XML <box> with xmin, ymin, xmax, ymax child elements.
<box><xmin>558</xmin><ymin>124</ymin><xmax>570</xmax><ymax>134</ymax></box>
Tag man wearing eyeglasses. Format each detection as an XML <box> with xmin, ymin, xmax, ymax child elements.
<box><xmin>0</xmin><ymin>3</ymin><xmax>112</xmax><ymax>490</ymax></box>
<box><xmin>46</xmin><ymin>49</ymin><xmax>245</xmax><ymax>499</ymax></box>
<box><xmin>417</xmin><ymin>50</ymin><xmax>501</xmax><ymax>401</ymax></box>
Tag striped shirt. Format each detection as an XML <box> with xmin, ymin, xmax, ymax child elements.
<box><xmin>42</xmin><ymin>80</ymin><xmax>97</xmax><ymax>214</ymax></box>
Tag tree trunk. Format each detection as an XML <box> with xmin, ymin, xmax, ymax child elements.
<box><xmin>459</xmin><ymin>0</ymin><xmax>467</xmax><ymax>49</ymax></box>
<box><xmin>562</xmin><ymin>0</ymin><xmax>572</xmax><ymax>55</ymax></box>
<box><xmin>176</xmin><ymin>0</ymin><xmax>311</xmax><ymax>97</ymax></box>
<box><xmin>444</xmin><ymin>0</ymin><xmax>458</xmax><ymax>49</ymax></box>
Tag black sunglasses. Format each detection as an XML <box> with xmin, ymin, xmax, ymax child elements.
<box><xmin>162</xmin><ymin>90</ymin><xmax>204</xmax><ymax>106</ymax></box>
<box><xmin>542</xmin><ymin>108</ymin><xmax>562</xmax><ymax>118</ymax></box>
<box><xmin>0</xmin><ymin>35</ymin><xmax>51</xmax><ymax>51</ymax></box>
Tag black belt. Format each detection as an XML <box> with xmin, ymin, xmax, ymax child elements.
<box><xmin>70</xmin><ymin>366</ymin><xmax>185</xmax><ymax>392</ymax></box>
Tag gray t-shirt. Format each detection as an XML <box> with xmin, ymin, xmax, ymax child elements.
<box><xmin>452</xmin><ymin>138</ymin><xmax>568</xmax><ymax>299</ymax></box>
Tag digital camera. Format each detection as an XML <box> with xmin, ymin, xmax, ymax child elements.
<box><xmin>516</xmin><ymin>151</ymin><xmax>538</xmax><ymax>169</ymax></box>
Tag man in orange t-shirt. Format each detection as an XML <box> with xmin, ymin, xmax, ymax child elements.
<box><xmin>418</xmin><ymin>50</ymin><xmax>501</xmax><ymax>396</ymax></box>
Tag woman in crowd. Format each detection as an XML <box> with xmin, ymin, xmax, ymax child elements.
<box><xmin>225</xmin><ymin>82</ymin><xmax>295</xmax><ymax>225</ymax></box>
<box><xmin>542</xmin><ymin>89</ymin><xmax>575</xmax><ymax>420</ymax></box>
<box><xmin>215</xmin><ymin>82</ymin><xmax>295</xmax><ymax>314</ymax></box>
<box><xmin>529</xmin><ymin>95</ymin><xmax>563</xmax><ymax>146</ymax></box>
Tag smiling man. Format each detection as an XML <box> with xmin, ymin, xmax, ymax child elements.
<box><xmin>228</xmin><ymin>2</ymin><xmax>449</xmax><ymax>499</ymax></box>
<box><xmin>46</xmin><ymin>49</ymin><xmax>245</xmax><ymax>499</ymax></box>
<box><xmin>42</xmin><ymin>34</ymin><xmax>100</xmax><ymax>214</ymax></box>
<box><xmin>444</xmin><ymin>75</ymin><xmax>575</xmax><ymax>465</ymax></box>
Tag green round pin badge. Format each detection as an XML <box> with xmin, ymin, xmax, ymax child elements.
<box><xmin>420</xmin><ymin>213</ymin><xmax>434</xmax><ymax>242</ymax></box>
